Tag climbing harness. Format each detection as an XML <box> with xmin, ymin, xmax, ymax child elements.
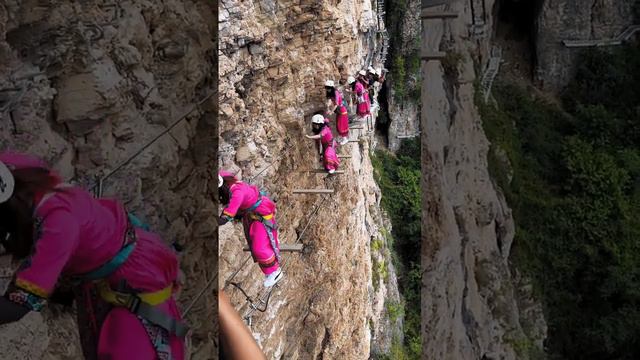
<box><xmin>248</xmin><ymin>211</ymin><xmax>281</xmax><ymax>264</ymax></box>
<box><xmin>80</xmin><ymin>242</ymin><xmax>136</xmax><ymax>281</ymax></box>
<box><xmin>96</xmin><ymin>281</ymin><xmax>188</xmax><ymax>338</ymax></box>
<box><xmin>245</xmin><ymin>191</ymin><xmax>266</xmax><ymax>213</ymax></box>
<box><xmin>73</xmin><ymin>217</ymin><xmax>189</xmax><ymax>338</ymax></box>
<box><xmin>127</xmin><ymin>213</ymin><xmax>150</xmax><ymax>231</ymax></box>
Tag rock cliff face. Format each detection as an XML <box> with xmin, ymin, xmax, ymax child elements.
<box><xmin>386</xmin><ymin>0</ymin><xmax>421</xmax><ymax>152</ymax></box>
<box><xmin>0</xmin><ymin>1</ymin><xmax>217</xmax><ymax>359</ymax></box>
<box><xmin>218</xmin><ymin>0</ymin><xmax>400</xmax><ymax>358</ymax></box>
<box><xmin>421</xmin><ymin>1</ymin><xmax>546</xmax><ymax>359</ymax></box>
<box><xmin>534</xmin><ymin>0</ymin><xmax>636</xmax><ymax>92</ymax></box>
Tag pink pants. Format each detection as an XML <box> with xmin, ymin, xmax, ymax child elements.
<box><xmin>323</xmin><ymin>144</ymin><xmax>340</xmax><ymax>171</ymax></box>
<box><xmin>245</xmin><ymin>218</ymin><xmax>280</xmax><ymax>275</ymax></box>
<box><xmin>97</xmin><ymin>298</ymin><xmax>184</xmax><ymax>359</ymax></box>
<box><xmin>357</xmin><ymin>93</ymin><xmax>370</xmax><ymax>116</ymax></box>
<box><xmin>336</xmin><ymin>106</ymin><xmax>349</xmax><ymax>137</ymax></box>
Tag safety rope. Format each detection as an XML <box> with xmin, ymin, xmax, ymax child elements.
<box><xmin>182</xmin><ymin>272</ymin><xmax>218</xmax><ymax>317</ymax></box>
<box><xmin>228</xmin><ymin>281</ymin><xmax>274</xmax><ymax>313</ymax></box>
<box><xmin>91</xmin><ymin>92</ymin><xmax>214</xmax><ymax>197</ymax></box>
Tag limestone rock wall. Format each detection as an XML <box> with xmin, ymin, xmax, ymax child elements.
<box><xmin>218</xmin><ymin>0</ymin><xmax>400</xmax><ymax>358</ymax></box>
<box><xmin>0</xmin><ymin>1</ymin><xmax>217</xmax><ymax>359</ymax></box>
<box><xmin>421</xmin><ymin>1</ymin><xmax>547</xmax><ymax>359</ymax></box>
<box><xmin>534</xmin><ymin>0</ymin><xmax>636</xmax><ymax>92</ymax></box>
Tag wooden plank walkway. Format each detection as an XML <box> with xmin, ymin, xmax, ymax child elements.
<box><xmin>243</xmin><ymin>244</ymin><xmax>303</xmax><ymax>252</ymax></box>
<box><xmin>304</xmin><ymin>169</ymin><xmax>345</xmax><ymax>174</ymax></box>
<box><xmin>421</xmin><ymin>51</ymin><xmax>446</xmax><ymax>61</ymax></box>
<box><xmin>562</xmin><ymin>25</ymin><xmax>640</xmax><ymax>48</ymax></box>
<box><xmin>293</xmin><ymin>189</ymin><xmax>334</xmax><ymax>194</ymax></box>
<box><xmin>421</xmin><ymin>10</ymin><xmax>458</xmax><ymax>19</ymax></box>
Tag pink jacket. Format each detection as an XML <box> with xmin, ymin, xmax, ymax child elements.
<box><xmin>320</xmin><ymin>126</ymin><xmax>334</xmax><ymax>148</ymax></box>
<box><xmin>222</xmin><ymin>182</ymin><xmax>275</xmax><ymax>218</ymax></box>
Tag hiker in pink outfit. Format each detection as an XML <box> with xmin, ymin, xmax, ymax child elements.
<box><xmin>305</xmin><ymin>114</ymin><xmax>340</xmax><ymax>174</ymax></box>
<box><xmin>0</xmin><ymin>151</ymin><xmax>186</xmax><ymax>360</ymax></box>
<box><xmin>218</xmin><ymin>171</ymin><xmax>283</xmax><ymax>288</ymax></box>
<box><xmin>349</xmin><ymin>74</ymin><xmax>370</xmax><ymax>120</ymax></box>
<box><xmin>325</xmin><ymin>80</ymin><xmax>349</xmax><ymax>145</ymax></box>
<box><xmin>357</xmin><ymin>70</ymin><xmax>372</xmax><ymax>115</ymax></box>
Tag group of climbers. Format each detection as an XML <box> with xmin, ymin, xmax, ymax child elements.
<box><xmin>0</xmin><ymin>151</ymin><xmax>186</xmax><ymax>359</ymax></box>
<box><xmin>217</xmin><ymin>67</ymin><xmax>387</xmax><ymax>292</ymax></box>
<box><xmin>351</xmin><ymin>66</ymin><xmax>385</xmax><ymax>120</ymax></box>
<box><xmin>305</xmin><ymin>67</ymin><xmax>386</xmax><ymax>174</ymax></box>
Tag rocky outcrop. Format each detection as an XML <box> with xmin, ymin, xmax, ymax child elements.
<box><xmin>534</xmin><ymin>0</ymin><xmax>637</xmax><ymax>92</ymax></box>
<box><xmin>421</xmin><ymin>1</ymin><xmax>547</xmax><ymax>359</ymax></box>
<box><xmin>218</xmin><ymin>0</ymin><xmax>400</xmax><ymax>358</ymax></box>
<box><xmin>387</xmin><ymin>92</ymin><xmax>420</xmax><ymax>152</ymax></box>
<box><xmin>0</xmin><ymin>1</ymin><xmax>217</xmax><ymax>359</ymax></box>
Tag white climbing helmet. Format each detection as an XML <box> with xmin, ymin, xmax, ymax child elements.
<box><xmin>367</xmin><ymin>66</ymin><xmax>375</xmax><ymax>73</ymax></box>
<box><xmin>311</xmin><ymin>114</ymin><xmax>325</xmax><ymax>124</ymax></box>
<box><xmin>359</xmin><ymin>70</ymin><xmax>367</xmax><ymax>76</ymax></box>
<box><xmin>0</xmin><ymin>161</ymin><xmax>15</xmax><ymax>204</ymax></box>
<box><xmin>218</xmin><ymin>174</ymin><xmax>223</xmax><ymax>188</ymax></box>
<box><xmin>324</xmin><ymin>80</ymin><xmax>335</xmax><ymax>88</ymax></box>
<box><xmin>347</xmin><ymin>76</ymin><xmax>356</xmax><ymax>84</ymax></box>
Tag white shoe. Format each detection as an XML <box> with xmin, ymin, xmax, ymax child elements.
<box><xmin>328</xmin><ymin>169</ymin><xmax>336</xmax><ymax>174</ymax></box>
<box><xmin>264</xmin><ymin>268</ymin><xmax>283</xmax><ymax>287</ymax></box>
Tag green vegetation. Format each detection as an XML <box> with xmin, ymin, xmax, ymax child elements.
<box><xmin>386</xmin><ymin>0</ymin><xmax>421</xmax><ymax>103</ymax></box>
<box><xmin>505</xmin><ymin>331</ymin><xmax>547</xmax><ymax>360</ymax></box>
<box><xmin>392</xmin><ymin>55</ymin><xmax>407</xmax><ymax>100</ymax></box>
<box><xmin>372</xmin><ymin>138</ymin><xmax>421</xmax><ymax>359</ymax></box>
<box><xmin>480</xmin><ymin>45</ymin><xmax>640</xmax><ymax>359</ymax></box>
<box><xmin>386</xmin><ymin>300</ymin><xmax>405</xmax><ymax>322</ymax></box>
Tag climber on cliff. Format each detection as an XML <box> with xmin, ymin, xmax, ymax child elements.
<box><xmin>367</xmin><ymin>66</ymin><xmax>377</xmax><ymax>92</ymax></box>
<box><xmin>349</xmin><ymin>73</ymin><xmax>371</xmax><ymax>125</ymax></box>
<box><xmin>366</xmin><ymin>67</ymin><xmax>378</xmax><ymax>106</ymax></box>
<box><xmin>358</xmin><ymin>69</ymin><xmax>370</xmax><ymax>89</ymax></box>
<box><xmin>218</xmin><ymin>171</ymin><xmax>283</xmax><ymax>288</ymax></box>
<box><xmin>0</xmin><ymin>151</ymin><xmax>187</xmax><ymax>360</ymax></box>
<box><xmin>305</xmin><ymin>114</ymin><xmax>340</xmax><ymax>174</ymax></box>
<box><xmin>325</xmin><ymin>80</ymin><xmax>350</xmax><ymax>145</ymax></box>
<box><xmin>376</xmin><ymin>68</ymin><xmax>386</xmax><ymax>85</ymax></box>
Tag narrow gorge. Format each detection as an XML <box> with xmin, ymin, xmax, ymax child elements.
<box><xmin>422</xmin><ymin>0</ymin><xmax>637</xmax><ymax>359</ymax></box>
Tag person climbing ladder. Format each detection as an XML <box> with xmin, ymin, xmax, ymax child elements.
<box><xmin>305</xmin><ymin>114</ymin><xmax>340</xmax><ymax>174</ymax></box>
<box><xmin>324</xmin><ymin>80</ymin><xmax>349</xmax><ymax>145</ymax></box>
<box><xmin>0</xmin><ymin>151</ymin><xmax>187</xmax><ymax>360</ymax></box>
<box><xmin>218</xmin><ymin>171</ymin><xmax>283</xmax><ymax>288</ymax></box>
